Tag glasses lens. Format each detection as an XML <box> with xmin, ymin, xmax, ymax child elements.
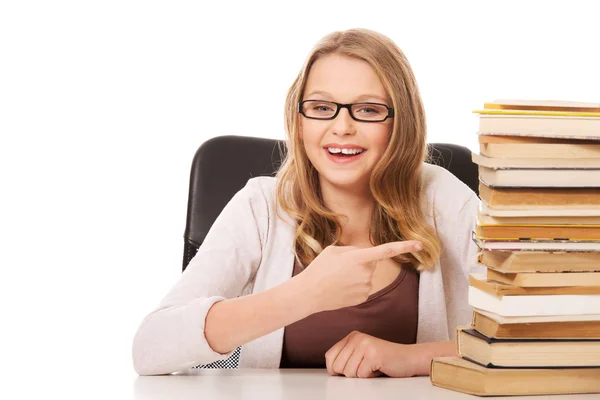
<box><xmin>351</xmin><ymin>103</ymin><xmax>389</xmax><ymax>121</ymax></box>
<box><xmin>302</xmin><ymin>101</ymin><xmax>337</xmax><ymax>119</ymax></box>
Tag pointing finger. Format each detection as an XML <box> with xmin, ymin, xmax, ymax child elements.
<box><xmin>348</xmin><ymin>241</ymin><xmax>423</xmax><ymax>264</ymax></box>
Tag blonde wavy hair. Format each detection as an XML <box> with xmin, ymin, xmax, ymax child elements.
<box><xmin>275</xmin><ymin>28</ymin><xmax>441</xmax><ymax>271</ymax></box>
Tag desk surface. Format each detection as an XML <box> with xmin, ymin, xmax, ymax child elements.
<box><xmin>133</xmin><ymin>369</ymin><xmax>598</xmax><ymax>400</ymax></box>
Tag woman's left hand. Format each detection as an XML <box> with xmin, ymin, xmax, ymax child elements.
<box><xmin>324</xmin><ymin>331</ymin><xmax>417</xmax><ymax>378</ymax></box>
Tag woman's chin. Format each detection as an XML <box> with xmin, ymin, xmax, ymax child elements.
<box><xmin>320</xmin><ymin>172</ymin><xmax>369</xmax><ymax>190</ymax></box>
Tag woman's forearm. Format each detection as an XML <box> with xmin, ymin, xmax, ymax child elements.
<box><xmin>409</xmin><ymin>340</ymin><xmax>457</xmax><ymax>376</ymax></box>
<box><xmin>205</xmin><ymin>272</ymin><xmax>320</xmax><ymax>354</ymax></box>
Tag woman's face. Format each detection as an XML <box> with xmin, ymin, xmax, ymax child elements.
<box><xmin>300</xmin><ymin>54</ymin><xmax>393</xmax><ymax>193</ymax></box>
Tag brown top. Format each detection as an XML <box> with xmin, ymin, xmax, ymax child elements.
<box><xmin>279</xmin><ymin>260</ymin><xmax>419</xmax><ymax>368</ymax></box>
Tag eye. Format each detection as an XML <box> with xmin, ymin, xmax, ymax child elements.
<box><xmin>312</xmin><ymin>104</ymin><xmax>334</xmax><ymax>112</ymax></box>
<box><xmin>356</xmin><ymin>106</ymin><xmax>382</xmax><ymax>115</ymax></box>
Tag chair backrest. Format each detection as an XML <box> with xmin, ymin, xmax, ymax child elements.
<box><xmin>183</xmin><ymin>135</ymin><xmax>478</xmax><ymax>271</ymax></box>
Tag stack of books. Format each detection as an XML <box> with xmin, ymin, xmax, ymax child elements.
<box><xmin>430</xmin><ymin>99</ymin><xmax>600</xmax><ymax>396</ymax></box>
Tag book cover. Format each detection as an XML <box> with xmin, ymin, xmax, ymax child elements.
<box><xmin>481</xmin><ymin>202</ymin><xmax>600</xmax><ymax>217</ymax></box>
<box><xmin>472</xmin><ymin>309</ymin><xmax>600</xmax><ymax>339</ymax></box>
<box><xmin>472</xmin><ymin>153</ymin><xmax>600</xmax><ymax>169</ymax></box>
<box><xmin>477</xmin><ymin>249</ymin><xmax>600</xmax><ymax>273</ymax></box>
<box><xmin>478</xmin><ymin>212</ymin><xmax>600</xmax><ymax>226</ymax></box>
<box><xmin>474</xmin><ymin>113</ymin><xmax>600</xmax><ymax>140</ymax></box>
<box><xmin>470</xmin><ymin>273</ymin><xmax>600</xmax><ymax>296</ymax></box>
<box><xmin>479</xmin><ymin>183</ymin><xmax>600</xmax><ymax>207</ymax></box>
<box><xmin>457</xmin><ymin>327</ymin><xmax>600</xmax><ymax>368</ymax></box>
<box><xmin>473</xmin><ymin>233</ymin><xmax>600</xmax><ymax>251</ymax></box>
<box><xmin>473</xmin><ymin>307</ymin><xmax>600</xmax><ymax>324</ymax></box>
<box><xmin>430</xmin><ymin>356</ymin><xmax>600</xmax><ymax>396</ymax></box>
<box><xmin>484</xmin><ymin>99</ymin><xmax>600</xmax><ymax>113</ymax></box>
<box><xmin>478</xmin><ymin>134</ymin><xmax>600</xmax><ymax>159</ymax></box>
<box><xmin>468</xmin><ymin>285</ymin><xmax>600</xmax><ymax>316</ymax></box>
<box><xmin>479</xmin><ymin>166</ymin><xmax>600</xmax><ymax>188</ymax></box>
<box><xmin>475</xmin><ymin>223</ymin><xmax>600</xmax><ymax>241</ymax></box>
<box><xmin>486</xmin><ymin>269</ymin><xmax>600</xmax><ymax>287</ymax></box>
<box><xmin>488</xmin><ymin>99</ymin><xmax>600</xmax><ymax>106</ymax></box>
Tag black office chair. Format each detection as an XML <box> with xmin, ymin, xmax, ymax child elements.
<box><xmin>185</xmin><ymin>135</ymin><xmax>478</xmax><ymax>369</ymax></box>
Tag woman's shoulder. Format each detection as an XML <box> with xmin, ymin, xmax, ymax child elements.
<box><xmin>242</xmin><ymin>176</ymin><xmax>277</xmax><ymax>197</ymax></box>
<box><xmin>420</xmin><ymin>162</ymin><xmax>478</xmax><ymax>214</ymax></box>
<box><xmin>237</xmin><ymin>176</ymin><xmax>284</xmax><ymax>219</ymax></box>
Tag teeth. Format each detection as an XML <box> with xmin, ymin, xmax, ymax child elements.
<box><xmin>327</xmin><ymin>147</ymin><xmax>364</xmax><ymax>155</ymax></box>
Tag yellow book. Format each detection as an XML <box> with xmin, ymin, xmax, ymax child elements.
<box><xmin>474</xmin><ymin>109</ymin><xmax>600</xmax><ymax>117</ymax></box>
<box><xmin>484</xmin><ymin>99</ymin><xmax>600</xmax><ymax>113</ymax></box>
<box><xmin>473</xmin><ymin>104</ymin><xmax>600</xmax><ymax>139</ymax></box>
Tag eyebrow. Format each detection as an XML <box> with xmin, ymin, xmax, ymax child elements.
<box><xmin>304</xmin><ymin>90</ymin><xmax>390</xmax><ymax>104</ymax></box>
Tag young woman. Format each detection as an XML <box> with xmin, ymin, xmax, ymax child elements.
<box><xmin>132</xmin><ymin>28</ymin><xmax>481</xmax><ymax>378</ymax></box>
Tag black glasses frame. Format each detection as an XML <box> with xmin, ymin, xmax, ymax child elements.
<box><xmin>298</xmin><ymin>100</ymin><xmax>395</xmax><ymax>122</ymax></box>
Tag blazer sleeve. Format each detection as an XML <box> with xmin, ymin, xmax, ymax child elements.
<box><xmin>438</xmin><ymin>190</ymin><xmax>485</xmax><ymax>336</ymax></box>
<box><xmin>132</xmin><ymin>178</ymin><xmax>266</xmax><ymax>375</ymax></box>
<box><xmin>458</xmin><ymin>193</ymin><xmax>486</xmax><ymax>280</ymax></box>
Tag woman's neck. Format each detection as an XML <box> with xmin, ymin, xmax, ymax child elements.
<box><xmin>320</xmin><ymin>180</ymin><xmax>374</xmax><ymax>247</ymax></box>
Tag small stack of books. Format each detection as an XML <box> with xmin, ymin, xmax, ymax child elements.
<box><xmin>430</xmin><ymin>99</ymin><xmax>600</xmax><ymax>396</ymax></box>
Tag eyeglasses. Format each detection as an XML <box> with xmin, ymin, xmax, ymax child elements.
<box><xmin>298</xmin><ymin>100</ymin><xmax>394</xmax><ymax>122</ymax></box>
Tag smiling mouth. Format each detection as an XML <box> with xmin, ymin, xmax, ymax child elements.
<box><xmin>324</xmin><ymin>147</ymin><xmax>367</xmax><ymax>163</ymax></box>
<box><xmin>326</xmin><ymin>148</ymin><xmax>365</xmax><ymax>156</ymax></box>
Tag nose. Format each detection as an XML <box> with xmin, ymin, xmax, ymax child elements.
<box><xmin>332</xmin><ymin>107</ymin><xmax>356</xmax><ymax>136</ymax></box>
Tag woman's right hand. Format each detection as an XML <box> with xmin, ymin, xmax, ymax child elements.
<box><xmin>300</xmin><ymin>240</ymin><xmax>423</xmax><ymax>313</ymax></box>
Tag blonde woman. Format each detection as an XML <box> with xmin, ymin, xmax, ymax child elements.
<box><xmin>132</xmin><ymin>28</ymin><xmax>481</xmax><ymax>378</ymax></box>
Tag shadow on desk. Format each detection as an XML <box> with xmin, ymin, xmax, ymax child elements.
<box><xmin>133</xmin><ymin>368</ymin><xmax>598</xmax><ymax>400</ymax></box>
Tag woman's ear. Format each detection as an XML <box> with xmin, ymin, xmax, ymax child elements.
<box><xmin>298</xmin><ymin>118</ymin><xmax>303</xmax><ymax>140</ymax></box>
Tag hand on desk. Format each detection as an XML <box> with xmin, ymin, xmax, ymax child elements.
<box><xmin>325</xmin><ymin>331</ymin><xmax>417</xmax><ymax>378</ymax></box>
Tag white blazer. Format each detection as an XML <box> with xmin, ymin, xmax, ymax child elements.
<box><xmin>132</xmin><ymin>163</ymin><xmax>482</xmax><ymax>375</ymax></box>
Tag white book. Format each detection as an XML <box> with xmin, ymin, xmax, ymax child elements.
<box><xmin>480</xmin><ymin>202</ymin><xmax>600</xmax><ymax>217</ymax></box>
<box><xmin>468</xmin><ymin>286</ymin><xmax>600</xmax><ymax>317</ymax></box>
<box><xmin>479</xmin><ymin>165</ymin><xmax>600</xmax><ymax>188</ymax></box>
<box><xmin>473</xmin><ymin>307</ymin><xmax>600</xmax><ymax>324</ymax></box>
<box><xmin>478</xmin><ymin>114</ymin><xmax>600</xmax><ymax>140</ymax></box>
<box><xmin>472</xmin><ymin>153</ymin><xmax>600</xmax><ymax>169</ymax></box>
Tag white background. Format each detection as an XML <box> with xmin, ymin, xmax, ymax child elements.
<box><xmin>1</xmin><ymin>0</ymin><xmax>599</xmax><ymax>398</ymax></box>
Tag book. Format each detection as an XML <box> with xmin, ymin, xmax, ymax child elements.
<box><xmin>479</xmin><ymin>165</ymin><xmax>600</xmax><ymax>188</ymax></box>
<box><xmin>473</xmin><ymin>110</ymin><xmax>600</xmax><ymax>140</ymax></box>
<box><xmin>457</xmin><ymin>327</ymin><xmax>600</xmax><ymax>368</ymax></box>
<box><xmin>430</xmin><ymin>356</ymin><xmax>600</xmax><ymax>396</ymax></box>
<box><xmin>473</xmin><ymin>234</ymin><xmax>600</xmax><ymax>252</ymax></box>
<box><xmin>475</xmin><ymin>222</ymin><xmax>600</xmax><ymax>241</ymax></box>
<box><xmin>472</xmin><ymin>309</ymin><xmax>600</xmax><ymax>339</ymax></box>
<box><xmin>478</xmin><ymin>134</ymin><xmax>600</xmax><ymax>159</ymax></box>
<box><xmin>479</xmin><ymin>183</ymin><xmax>600</xmax><ymax>208</ymax></box>
<box><xmin>472</xmin><ymin>153</ymin><xmax>600</xmax><ymax>169</ymax></box>
<box><xmin>473</xmin><ymin>307</ymin><xmax>600</xmax><ymax>324</ymax></box>
<box><xmin>481</xmin><ymin>201</ymin><xmax>600</xmax><ymax>217</ymax></box>
<box><xmin>478</xmin><ymin>249</ymin><xmax>600</xmax><ymax>273</ymax></box>
<box><xmin>470</xmin><ymin>273</ymin><xmax>600</xmax><ymax>296</ymax></box>
<box><xmin>484</xmin><ymin>99</ymin><xmax>600</xmax><ymax>113</ymax></box>
<box><xmin>468</xmin><ymin>285</ymin><xmax>600</xmax><ymax>316</ymax></box>
<box><xmin>477</xmin><ymin>212</ymin><xmax>600</xmax><ymax>226</ymax></box>
<box><xmin>486</xmin><ymin>269</ymin><xmax>600</xmax><ymax>287</ymax></box>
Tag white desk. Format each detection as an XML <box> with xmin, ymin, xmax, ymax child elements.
<box><xmin>133</xmin><ymin>369</ymin><xmax>599</xmax><ymax>400</ymax></box>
